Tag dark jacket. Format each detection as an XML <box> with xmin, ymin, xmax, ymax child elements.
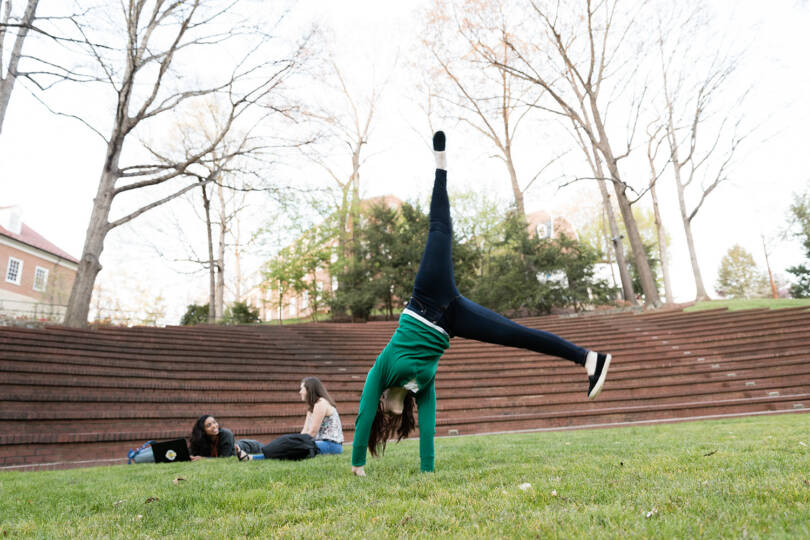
<box><xmin>192</xmin><ymin>427</ymin><xmax>238</xmax><ymax>457</ymax></box>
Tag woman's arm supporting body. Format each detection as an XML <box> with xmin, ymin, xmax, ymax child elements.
<box><xmin>304</xmin><ymin>399</ymin><xmax>330</xmax><ymax>438</ymax></box>
<box><xmin>415</xmin><ymin>380</ymin><xmax>436</xmax><ymax>472</ymax></box>
<box><xmin>351</xmin><ymin>360</ymin><xmax>386</xmax><ymax>475</ymax></box>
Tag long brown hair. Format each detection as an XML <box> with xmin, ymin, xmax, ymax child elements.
<box><xmin>301</xmin><ymin>377</ymin><xmax>336</xmax><ymax>412</ymax></box>
<box><xmin>367</xmin><ymin>391</ymin><xmax>416</xmax><ymax>457</ymax></box>
<box><xmin>189</xmin><ymin>414</ymin><xmax>215</xmax><ymax>456</ymax></box>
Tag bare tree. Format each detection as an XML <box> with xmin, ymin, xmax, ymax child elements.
<box><xmin>570</xmin><ymin>122</ymin><xmax>636</xmax><ymax>302</ymax></box>
<box><xmin>0</xmin><ymin>1</ymin><xmax>107</xmax><ymax>136</ymax></box>
<box><xmin>0</xmin><ymin>0</ymin><xmax>39</xmax><ymax>135</ymax></box>
<box><xmin>62</xmin><ymin>1</ymin><xmax>308</xmax><ymax>327</ymax></box>
<box><xmin>299</xmin><ymin>59</ymin><xmax>382</xmax><ymax>265</ymax></box>
<box><xmin>155</xmin><ymin>98</ymin><xmax>262</xmax><ymax>323</ymax></box>
<box><xmin>655</xmin><ymin>3</ymin><xmax>749</xmax><ymax>301</ymax></box>
<box><xmin>422</xmin><ymin>0</ymin><xmax>558</xmax><ymax>217</ymax></box>
<box><xmin>645</xmin><ymin>122</ymin><xmax>674</xmax><ymax>303</ymax></box>
<box><xmin>478</xmin><ymin>0</ymin><xmax>662</xmax><ymax>306</ymax></box>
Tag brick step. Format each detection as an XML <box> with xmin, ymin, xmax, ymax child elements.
<box><xmin>3</xmin><ymin>355</ymin><xmax>806</xmax><ymax>398</ymax></box>
<box><xmin>0</xmin><ymin>336</ymin><xmax>287</xmax><ymax>357</ymax></box>
<box><xmin>4</xmin><ymin>372</ymin><xmax>808</xmax><ymax>435</ymax></box>
<box><xmin>3</xmin><ymin>344</ymin><xmax>806</xmax><ymax>385</ymax></box>
<box><xmin>2</xmin><ymin>393</ymin><xmax>806</xmax><ymax>450</ymax></box>
<box><xmin>6</xmin><ymin>382</ymin><xmax>809</xmax><ymax>436</ymax></box>
<box><xmin>5</xmin><ymin>368</ymin><xmax>806</xmax><ymax>428</ymax></box>
<box><xmin>2</xmin><ymin>307</ymin><xmax>809</xmax><ymax>470</ymax></box>
<box><xmin>435</xmin><ymin>395</ymin><xmax>810</xmax><ymax>435</ymax></box>
<box><xmin>4</xmin><ymin>332</ymin><xmax>805</xmax><ymax>376</ymax></box>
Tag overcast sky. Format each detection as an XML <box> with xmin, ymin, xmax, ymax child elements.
<box><xmin>1</xmin><ymin>0</ymin><xmax>809</xmax><ymax>324</ymax></box>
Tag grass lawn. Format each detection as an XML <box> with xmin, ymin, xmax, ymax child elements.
<box><xmin>2</xmin><ymin>414</ymin><xmax>808</xmax><ymax>538</ymax></box>
<box><xmin>684</xmin><ymin>298</ymin><xmax>810</xmax><ymax>312</ymax></box>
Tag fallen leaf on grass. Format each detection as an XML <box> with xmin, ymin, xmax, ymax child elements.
<box><xmin>703</xmin><ymin>450</ymin><xmax>717</xmax><ymax>457</ymax></box>
<box><xmin>112</xmin><ymin>500</ymin><xmax>126</xmax><ymax>507</ymax></box>
<box><xmin>519</xmin><ymin>483</ymin><xmax>532</xmax><ymax>491</ymax></box>
<box><xmin>173</xmin><ymin>477</ymin><xmax>186</xmax><ymax>485</ymax></box>
<box><xmin>145</xmin><ymin>497</ymin><xmax>159</xmax><ymax>504</ymax></box>
<box><xmin>645</xmin><ymin>508</ymin><xmax>658</xmax><ymax>519</ymax></box>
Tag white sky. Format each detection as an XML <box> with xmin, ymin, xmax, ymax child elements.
<box><xmin>1</xmin><ymin>0</ymin><xmax>809</xmax><ymax>324</ymax></box>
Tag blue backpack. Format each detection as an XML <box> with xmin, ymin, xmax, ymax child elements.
<box><xmin>127</xmin><ymin>441</ymin><xmax>155</xmax><ymax>464</ymax></box>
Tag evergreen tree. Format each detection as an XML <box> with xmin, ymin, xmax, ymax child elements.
<box><xmin>786</xmin><ymin>190</ymin><xmax>810</xmax><ymax>297</ymax></box>
<box><xmin>180</xmin><ymin>304</ymin><xmax>210</xmax><ymax>326</ymax></box>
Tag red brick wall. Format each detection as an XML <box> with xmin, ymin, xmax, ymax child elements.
<box><xmin>0</xmin><ymin>243</ymin><xmax>77</xmax><ymax>304</ymax></box>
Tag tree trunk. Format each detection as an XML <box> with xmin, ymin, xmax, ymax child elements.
<box><xmin>682</xmin><ymin>211</ymin><xmax>710</xmax><ymax>301</ymax></box>
<box><xmin>234</xmin><ymin>215</ymin><xmax>242</xmax><ymax>302</ymax></box>
<box><xmin>201</xmin><ymin>183</ymin><xmax>216</xmax><ymax>324</ymax></box>
<box><xmin>592</xmin><ymin>153</ymin><xmax>635</xmax><ymax>303</ymax></box>
<box><xmin>215</xmin><ymin>179</ymin><xmax>226</xmax><ymax>320</ymax></box>
<box><xmin>64</xmin><ymin>168</ymin><xmax>116</xmax><ymax>327</ymax></box>
<box><xmin>603</xmin><ymin>156</ymin><xmax>662</xmax><ymax>307</ymax></box>
<box><xmin>348</xmin><ymin>142</ymin><xmax>362</xmax><ymax>256</ymax></box>
<box><xmin>649</xmin><ymin>179</ymin><xmax>674</xmax><ymax>303</ymax></box>
<box><xmin>671</xmin><ymin>158</ymin><xmax>710</xmax><ymax>301</ymax></box>
<box><xmin>762</xmin><ymin>235</ymin><xmax>778</xmax><ymax>299</ymax></box>
<box><xmin>590</xmin><ymin>102</ymin><xmax>661</xmax><ymax>307</ymax></box>
<box><xmin>503</xmin><ymin>145</ymin><xmax>525</xmax><ymax>217</ymax></box>
<box><xmin>0</xmin><ymin>0</ymin><xmax>40</xmax><ymax>136</ymax></box>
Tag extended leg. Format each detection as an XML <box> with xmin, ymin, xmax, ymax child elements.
<box><xmin>410</xmin><ymin>132</ymin><xmax>459</xmax><ymax>309</ymax></box>
<box><xmin>448</xmin><ymin>296</ymin><xmax>587</xmax><ymax>364</ymax></box>
<box><xmin>448</xmin><ymin>296</ymin><xmax>611</xmax><ymax>398</ymax></box>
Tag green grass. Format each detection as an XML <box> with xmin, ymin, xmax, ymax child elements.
<box><xmin>684</xmin><ymin>298</ymin><xmax>810</xmax><ymax>312</ymax></box>
<box><xmin>2</xmin><ymin>414</ymin><xmax>809</xmax><ymax>538</ymax></box>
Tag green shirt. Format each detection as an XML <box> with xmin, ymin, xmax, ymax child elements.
<box><xmin>351</xmin><ymin>311</ymin><xmax>450</xmax><ymax>472</ymax></box>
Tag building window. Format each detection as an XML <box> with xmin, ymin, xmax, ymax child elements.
<box><xmin>536</xmin><ymin>223</ymin><xmax>548</xmax><ymax>238</ymax></box>
<box><xmin>5</xmin><ymin>257</ymin><xmax>22</xmax><ymax>285</ymax></box>
<box><xmin>33</xmin><ymin>266</ymin><xmax>49</xmax><ymax>292</ymax></box>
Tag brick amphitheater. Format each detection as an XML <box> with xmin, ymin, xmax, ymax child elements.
<box><xmin>1</xmin><ymin>307</ymin><xmax>809</xmax><ymax>471</ymax></box>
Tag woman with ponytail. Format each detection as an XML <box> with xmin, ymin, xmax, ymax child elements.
<box><xmin>351</xmin><ymin>131</ymin><xmax>612</xmax><ymax>476</ymax></box>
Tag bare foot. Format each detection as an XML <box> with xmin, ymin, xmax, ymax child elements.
<box><xmin>351</xmin><ymin>466</ymin><xmax>366</xmax><ymax>477</ymax></box>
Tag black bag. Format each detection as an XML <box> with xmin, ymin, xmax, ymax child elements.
<box><xmin>261</xmin><ymin>433</ymin><xmax>319</xmax><ymax>460</ymax></box>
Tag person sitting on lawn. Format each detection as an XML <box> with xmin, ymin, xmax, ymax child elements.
<box><xmin>189</xmin><ymin>414</ymin><xmax>261</xmax><ymax>461</ymax></box>
<box><xmin>299</xmin><ymin>376</ymin><xmax>344</xmax><ymax>455</ymax></box>
<box><xmin>350</xmin><ymin>131</ymin><xmax>612</xmax><ymax>477</ymax></box>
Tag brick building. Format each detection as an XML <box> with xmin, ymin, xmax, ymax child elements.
<box><xmin>0</xmin><ymin>206</ymin><xmax>79</xmax><ymax>322</ymax></box>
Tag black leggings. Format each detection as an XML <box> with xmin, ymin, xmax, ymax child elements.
<box><xmin>408</xmin><ymin>169</ymin><xmax>587</xmax><ymax>365</ymax></box>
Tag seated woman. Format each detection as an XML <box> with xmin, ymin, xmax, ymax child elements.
<box><xmin>299</xmin><ymin>376</ymin><xmax>344</xmax><ymax>455</ymax></box>
<box><xmin>189</xmin><ymin>414</ymin><xmax>261</xmax><ymax>461</ymax></box>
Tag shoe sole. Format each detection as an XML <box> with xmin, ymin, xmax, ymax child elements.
<box><xmin>588</xmin><ymin>353</ymin><xmax>611</xmax><ymax>400</ymax></box>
